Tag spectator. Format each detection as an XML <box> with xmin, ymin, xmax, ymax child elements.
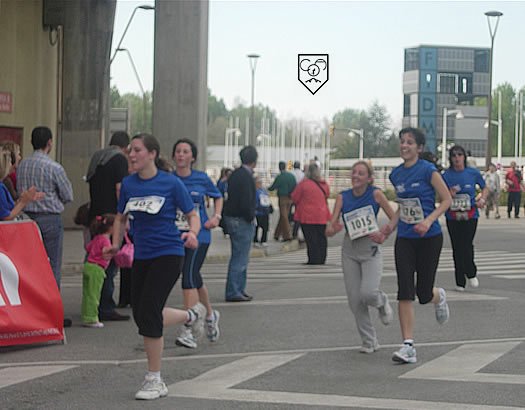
<box><xmin>254</xmin><ymin>175</ymin><xmax>272</xmax><ymax>247</ymax></box>
<box><xmin>0</xmin><ymin>141</ymin><xmax>21</xmax><ymax>201</ymax></box>
<box><xmin>269</xmin><ymin>161</ymin><xmax>296</xmax><ymax>241</ymax></box>
<box><xmin>505</xmin><ymin>161</ymin><xmax>522</xmax><ymax>218</ymax></box>
<box><xmin>223</xmin><ymin>146</ymin><xmax>258</xmax><ymax>302</ymax></box>
<box><xmin>290</xmin><ymin>161</ymin><xmax>304</xmax><ymax>239</ymax></box>
<box><xmin>17</xmin><ymin>126</ymin><xmax>74</xmax><ymax>327</ymax></box>
<box><xmin>216</xmin><ymin>167</ymin><xmax>232</xmax><ymax>237</ymax></box>
<box><xmin>291</xmin><ymin>163</ymin><xmax>331</xmax><ymax>264</ymax></box>
<box><xmin>484</xmin><ymin>163</ymin><xmax>500</xmax><ymax>218</ymax></box>
<box><xmin>86</xmin><ymin>130</ymin><xmax>131</xmax><ymax>321</ymax></box>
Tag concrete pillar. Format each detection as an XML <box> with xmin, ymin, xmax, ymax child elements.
<box><xmin>153</xmin><ymin>1</ymin><xmax>209</xmax><ymax>169</ymax></box>
<box><xmin>57</xmin><ymin>0</ymin><xmax>116</xmax><ymax>226</ymax></box>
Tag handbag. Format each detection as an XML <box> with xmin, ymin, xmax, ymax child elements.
<box><xmin>73</xmin><ymin>202</ymin><xmax>90</xmax><ymax>227</ymax></box>
<box><xmin>114</xmin><ymin>233</ymin><xmax>134</xmax><ymax>268</ymax></box>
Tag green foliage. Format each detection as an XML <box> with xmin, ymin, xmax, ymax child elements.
<box><xmin>110</xmin><ymin>86</ymin><xmax>152</xmax><ymax>135</ymax></box>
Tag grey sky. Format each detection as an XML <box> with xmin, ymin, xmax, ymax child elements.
<box><xmin>110</xmin><ymin>1</ymin><xmax>524</xmax><ymax>127</ymax></box>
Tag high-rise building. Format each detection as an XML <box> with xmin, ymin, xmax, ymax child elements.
<box><xmin>403</xmin><ymin>45</ymin><xmax>490</xmax><ymax>157</ymax></box>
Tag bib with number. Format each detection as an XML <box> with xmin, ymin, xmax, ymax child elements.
<box><xmin>175</xmin><ymin>204</ymin><xmax>200</xmax><ymax>231</ymax></box>
<box><xmin>124</xmin><ymin>196</ymin><xmax>165</xmax><ymax>215</ymax></box>
<box><xmin>450</xmin><ymin>193</ymin><xmax>471</xmax><ymax>211</ymax></box>
<box><xmin>343</xmin><ymin>205</ymin><xmax>379</xmax><ymax>240</ymax></box>
<box><xmin>398</xmin><ymin>198</ymin><xmax>424</xmax><ymax>224</ymax></box>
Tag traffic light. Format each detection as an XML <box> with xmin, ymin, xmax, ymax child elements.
<box><xmin>329</xmin><ymin>124</ymin><xmax>335</xmax><ymax>137</ymax></box>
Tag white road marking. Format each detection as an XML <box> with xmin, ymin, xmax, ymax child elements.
<box><xmin>494</xmin><ymin>275</ymin><xmax>525</xmax><ymax>279</ymax></box>
<box><xmin>401</xmin><ymin>342</ymin><xmax>525</xmax><ymax>384</ymax></box>
<box><xmin>169</xmin><ymin>353</ymin><xmax>521</xmax><ymax>409</ymax></box>
<box><xmin>0</xmin><ymin>365</ymin><xmax>76</xmax><ymax>389</ymax></box>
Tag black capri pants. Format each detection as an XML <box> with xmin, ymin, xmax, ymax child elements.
<box><xmin>394</xmin><ymin>234</ymin><xmax>443</xmax><ymax>304</ymax></box>
<box><xmin>131</xmin><ymin>254</ymin><xmax>184</xmax><ymax>338</ymax></box>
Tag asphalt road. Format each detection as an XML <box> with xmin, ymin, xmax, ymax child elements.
<box><xmin>1</xmin><ymin>214</ymin><xmax>525</xmax><ymax>409</ymax></box>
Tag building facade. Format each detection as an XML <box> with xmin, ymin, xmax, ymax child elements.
<box><xmin>403</xmin><ymin>45</ymin><xmax>490</xmax><ymax>157</ymax></box>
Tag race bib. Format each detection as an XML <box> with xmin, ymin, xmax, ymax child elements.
<box><xmin>450</xmin><ymin>193</ymin><xmax>471</xmax><ymax>211</ymax></box>
<box><xmin>343</xmin><ymin>205</ymin><xmax>379</xmax><ymax>240</ymax></box>
<box><xmin>259</xmin><ymin>194</ymin><xmax>271</xmax><ymax>207</ymax></box>
<box><xmin>124</xmin><ymin>196</ymin><xmax>165</xmax><ymax>215</ymax></box>
<box><xmin>175</xmin><ymin>204</ymin><xmax>200</xmax><ymax>231</ymax></box>
<box><xmin>398</xmin><ymin>198</ymin><xmax>424</xmax><ymax>224</ymax></box>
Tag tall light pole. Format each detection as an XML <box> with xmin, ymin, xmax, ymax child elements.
<box><xmin>110</xmin><ymin>5</ymin><xmax>155</xmax><ymax>65</ymax></box>
<box><xmin>484</xmin><ymin>10</ymin><xmax>503</xmax><ymax>169</ymax></box>
<box><xmin>349</xmin><ymin>128</ymin><xmax>364</xmax><ymax>160</ymax></box>
<box><xmin>441</xmin><ymin>108</ymin><xmax>464</xmax><ymax>167</ymax></box>
<box><xmin>247</xmin><ymin>54</ymin><xmax>260</xmax><ymax>146</ymax></box>
<box><xmin>116</xmin><ymin>48</ymin><xmax>147</xmax><ymax>132</ymax></box>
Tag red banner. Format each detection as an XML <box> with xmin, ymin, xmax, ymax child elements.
<box><xmin>0</xmin><ymin>221</ymin><xmax>64</xmax><ymax>346</ymax></box>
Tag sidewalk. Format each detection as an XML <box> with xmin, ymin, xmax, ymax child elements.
<box><xmin>62</xmin><ymin>213</ymin><xmax>301</xmax><ymax>274</ymax></box>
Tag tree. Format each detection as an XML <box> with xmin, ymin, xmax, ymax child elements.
<box><xmin>492</xmin><ymin>83</ymin><xmax>524</xmax><ymax>157</ymax></box>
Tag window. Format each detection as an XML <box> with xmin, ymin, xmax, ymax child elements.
<box><xmin>405</xmin><ymin>49</ymin><xmax>419</xmax><ymax>71</ymax></box>
<box><xmin>474</xmin><ymin>50</ymin><xmax>489</xmax><ymax>73</ymax></box>
<box><xmin>403</xmin><ymin>95</ymin><xmax>410</xmax><ymax>117</ymax></box>
<box><xmin>439</xmin><ymin>73</ymin><xmax>457</xmax><ymax>94</ymax></box>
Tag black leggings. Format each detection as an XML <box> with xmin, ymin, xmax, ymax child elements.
<box><xmin>394</xmin><ymin>234</ymin><xmax>442</xmax><ymax>304</ymax></box>
<box><xmin>131</xmin><ymin>255</ymin><xmax>183</xmax><ymax>338</ymax></box>
<box><xmin>301</xmin><ymin>224</ymin><xmax>327</xmax><ymax>264</ymax></box>
<box><xmin>446</xmin><ymin>218</ymin><xmax>478</xmax><ymax>287</ymax></box>
<box><xmin>254</xmin><ymin>214</ymin><xmax>269</xmax><ymax>243</ymax></box>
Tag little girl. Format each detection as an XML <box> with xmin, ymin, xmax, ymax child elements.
<box><xmin>254</xmin><ymin>176</ymin><xmax>272</xmax><ymax>247</ymax></box>
<box><xmin>82</xmin><ymin>214</ymin><xmax>115</xmax><ymax>328</ymax></box>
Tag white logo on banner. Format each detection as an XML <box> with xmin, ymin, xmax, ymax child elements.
<box><xmin>0</xmin><ymin>252</ymin><xmax>21</xmax><ymax>307</ymax></box>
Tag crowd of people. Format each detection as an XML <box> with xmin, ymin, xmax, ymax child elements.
<box><xmin>4</xmin><ymin>125</ymin><xmax>520</xmax><ymax>400</ymax></box>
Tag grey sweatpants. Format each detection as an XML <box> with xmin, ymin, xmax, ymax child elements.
<box><xmin>341</xmin><ymin>234</ymin><xmax>388</xmax><ymax>348</ymax></box>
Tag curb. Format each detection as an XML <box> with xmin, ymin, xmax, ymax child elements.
<box><xmin>62</xmin><ymin>239</ymin><xmax>302</xmax><ymax>275</ymax></box>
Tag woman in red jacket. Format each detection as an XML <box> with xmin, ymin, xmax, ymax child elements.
<box><xmin>291</xmin><ymin>163</ymin><xmax>331</xmax><ymax>264</ymax></box>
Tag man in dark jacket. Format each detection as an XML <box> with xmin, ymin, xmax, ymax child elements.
<box><xmin>223</xmin><ymin>145</ymin><xmax>258</xmax><ymax>302</ymax></box>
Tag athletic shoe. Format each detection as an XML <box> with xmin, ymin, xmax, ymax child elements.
<box><xmin>82</xmin><ymin>321</ymin><xmax>104</xmax><ymax>328</ymax></box>
<box><xmin>187</xmin><ymin>302</ymin><xmax>206</xmax><ymax>340</ymax></box>
<box><xmin>455</xmin><ymin>286</ymin><xmax>465</xmax><ymax>292</ymax></box>
<box><xmin>392</xmin><ymin>344</ymin><xmax>417</xmax><ymax>364</ymax></box>
<box><xmin>175</xmin><ymin>325</ymin><xmax>197</xmax><ymax>349</ymax></box>
<box><xmin>261</xmin><ymin>242</ymin><xmax>269</xmax><ymax>248</ymax></box>
<box><xmin>378</xmin><ymin>294</ymin><xmax>394</xmax><ymax>325</ymax></box>
<box><xmin>468</xmin><ymin>277</ymin><xmax>479</xmax><ymax>288</ymax></box>
<box><xmin>435</xmin><ymin>288</ymin><xmax>450</xmax><ymax>325</ymax></box>
<box><xmin>206</xmin><ymin>310</ymin><xmax>220</xmax><ymax>342</ymax></box>
<box><xmin>135</xmin><ymin>375</ymin><xmax>168</xmax><ymax>400</ymax></box>
<box><xmin>359</xmin><ymin>343</ymin><xmax>379</xmax><ymax>354</ymax></box>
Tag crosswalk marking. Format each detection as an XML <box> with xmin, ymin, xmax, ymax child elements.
<box><xmin>0</xmin><ymin>365</ymin><xmax>76</xmax><ymax>389</ymax></box>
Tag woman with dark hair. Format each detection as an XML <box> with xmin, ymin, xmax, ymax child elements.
<box><xmin>216</xmin><ymin>167</ymin><xmax>232</xmax><ymax>237</ymax></box>
<box><xmin>108</xmin><ymin>133</ymin><xmax>205</xmax><ymax>401</ymax></box>
<box><xmin>172</xmin><ymin>138</ymin><xmax>223</xmax><ymax>349</ymax></box>
<box><xmin>442</xmin><ymin>145</ymin><xmax>488</xmax><ymax>292</ymax></box>
<box><xmin>387</xmin><ymin>127</ymin><xmax>452</xmax><ymax>364</ymax></box>
<box><xmin>291</xmin><ymin>163</ymin><xmax>331</xmax><ymax>264</ymax></box>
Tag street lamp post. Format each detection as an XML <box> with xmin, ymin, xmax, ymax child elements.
<box><xmin>247</xmin><ymin>54</ymin><xmax>260</xmax><ymax>146</ymax></box>
<box><xmin>484</xmin><ymin>10</ymin><xmax>503</xmax><ymax>169</ymax></box>
<box><xmin>116</xmin><ymin>48</ymin><xmax>147</xmax><ymax>131</ymax></box>
<box><xmin>110</xmin><ymin>5</ymin><xmax>155</xmax><ymax>65</ymax></box>
<box><xmin>441</xmin><ymin>108</ymin><xmax>464</xmax><ymax>166</ymax></box>
<box><xmin>349</xmin><ymin>128</ymin><xmax>364</xmax><ymax>160</ymax></box>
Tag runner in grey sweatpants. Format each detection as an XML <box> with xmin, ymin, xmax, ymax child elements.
<box><xmin>326</xmin><ymin>161</ymin><xmax>397</xmax><ymax>353</ymax></box>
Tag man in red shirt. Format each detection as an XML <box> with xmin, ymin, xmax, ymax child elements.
<box><xmin>505</xmin><ymin>161</ymin><xmax>522</xmax><ymax>218</ymax></box>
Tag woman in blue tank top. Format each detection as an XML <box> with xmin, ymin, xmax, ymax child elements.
<box><xmin>326</xmin><ymin>161</ymin><xmax>396</xmax><ymax>353</ymax></box>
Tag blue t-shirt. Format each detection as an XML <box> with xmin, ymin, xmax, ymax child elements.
<box><xmin>442</xmin><ymin>167</ymin><xmax>486</xmax><ymax>220</ymax></box>
<box><xmin>0</xmin><ymin>183</ymin><xmax>14</xmax><ymax>219</ymax></box>
<box><xmin>389</xmin><ymin>159</ymin><xmax>442</xmax><ymax>239</ymax></box>
<box><xmin>255</xmin><ymin>187</ymin><xmax>271</xmax><ymax>216</ymax></box>
<box><xmin>117</xmin><ymin>171</ymin><xmax>194</xmax><ymax>259</ymax></box>
<box><xmin>175</xmin><ymin>170</ymin><xmax>222</xmax><ymax>244</ymax></box>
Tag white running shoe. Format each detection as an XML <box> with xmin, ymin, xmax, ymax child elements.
<box><xmin>435</xmin><ymin>288</ymin><xmax>450</xmax><ymax>325</ymax></box>
<box><xmin>135</xmin><ymin>375</ymin><xmax>168</xmax><ymax>400</ymax></box>
<box><xmin>468</xmin><ymin>277</ymin><xmax>479</xmax><ymax>288</ymax></box>
<box><xmin>392</xmin><ymin>344</ymin><xmax>417</xmax><ymax>364</ymax></box>
<box><xmin>455</xmin><ymin>286</ymin><xmax>465</xmax><ymax>292</ymax></box>
<box><xmin>378</xmin><ymin>294</ymin><xmax>394</xmax><ymax>325</ymax></box>
<box><xmin>359</xmin><ymin>343</ymin><xmax>379</xmax><ymax>354</ymax></box>
<box><xmin>187</xmin><ymin>302</ymin><xmax>206</xmax><ymax>340</ymax></box>
<box><xmin>82</xmin><ymin>321</ymin><xmax>104</xmax><ymax>328</ymax></box>
<box><xmin>206</xmin><ymin>310</ymin><xmax>220</xmax><ymax>342</ymax></box>
<box><xmin>176</xmin><ymin>325</ymin><xmax>197</xmax><ymax>349</ymax></box>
